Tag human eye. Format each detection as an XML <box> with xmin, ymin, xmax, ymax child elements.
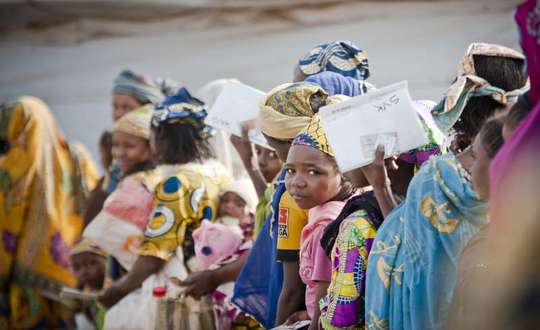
<box><xmin>308</xmin><ymin>169</ymin><xmax>321</xmax><ymax>176</ymax></box>
<box><xmin>284</xmin><ymin>167</ymin><xmax>295</xmax><ymax>175</ymax></box>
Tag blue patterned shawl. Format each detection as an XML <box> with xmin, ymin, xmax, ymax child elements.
<box><xmin>365</xmin><ymin>153</ymin><xmax>488</xmax><ymax>330</ymax></box>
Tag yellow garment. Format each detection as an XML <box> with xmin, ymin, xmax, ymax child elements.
<box><xmin>276</xmin><ymin>191</ymin><xmax>309</xmax><ymax>261</ymax></box>
<box><xmin>258</xmin><ymin>83</ymin><xmax>328</xmax><ymax>140</ymax></box>
<box><xmin>291</xmin><ymin>114</ymin><xmax>334</xmax><ymax>157</ymax></box>
<box><xmin>0</xmin><ymin>96</ymin><xmax>98</xmax><ymax>328</ymax></box>
<box><xmin>138</xmin><ymin>163</ymin><xmax>223</xmax><ymax>263</ymax></box>
<box><xmin>112</xmin><ymin>104</ymin><xmax>153</xmax><ymax>140</ymax></box>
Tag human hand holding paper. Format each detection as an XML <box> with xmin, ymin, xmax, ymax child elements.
<box><xmin>318</xmin><ymin>81</ymin><xmax>428</xmax><ymax>172</ymax></box>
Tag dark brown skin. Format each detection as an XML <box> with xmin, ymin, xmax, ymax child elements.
<box><xmin>171</xmin><ymin>251</ymin><xmax>248</xmax><ymax>299</ymax></box>
<box><xmin>70</xmin><ymin>252</ymin><xmax>107</xmax><ymax>291</ymax></box>
<box><xmin>276</xmin><ymin>261</ymin><xmax>306</xmax><ymax>325</ymax></box>
<box><xmin>262</xmin><ymin>133</ymin><xmax>308</xmax><ymax>326</ymax></box>
<box><xmin>360</xmin><ymin>145</ymin><xmax>398</xmax><ymax>217</ymax></box>
<box><xmin>98</xmin><ymin>255</ymin><xmax>165</xmax><ymax>308</ymax></box>
<box><xmin>83</xmin><ymin>181</ymin><xmax>109</xmax><ymax>227</ymax></box>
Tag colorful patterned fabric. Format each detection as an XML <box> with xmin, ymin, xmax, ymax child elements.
<box><xmin>305</xmin><ymin>71</ymin><xmax>367</xmax><ymax>96</ymax></box>
<box><xmin>113</xmin><ymin>69</ymin><xmax>166</xmax><ymax>105</ymax></box>
<box><xmin>265</xmin><ymin>82</ymin><xmax>326</xmax><ymax>117</ymax></box>
<box><xmin>112</xmin><ymin>105</ymin><xmax>152</xmax><ymax>140</ymax></box>
<box><xmin>291</xmin><ymin>114</ymin><xmax>334</xmax><ymax>157</ymax></box>
<box><xmin>365</xmin><ymin>153</ymin><xmax>489</xmax><ymax>330</ymax></box>
<box><xmin>398</xmin><ymin>100</ymin><xmax>446</xmax><ymax>168</ymax></box>
<box><xmin>0</xmin><ymin>96</ymin><xmax>99</xmax><ymax>329</ymax></box>
<box><xmin>431</xmin><ymin>43</ymin><xmax>527</xmax><ymax>133</ymax></box>
<box><xmin>151</xmin><ymin>88</ymin><xmax>215</xmax><ymax>140</ymax></box>
<box><xmin>84</xmin><ymin>165</ymin><xmax>179</xmax><ymax>270</ymax></box>
<box><xmin>258</xmin><ymin>82</ymin><xmax>328</xmax><ymax>140</ymax></box>
<box><xmin>138</xmin><ymin>163</ymin><xmax>222</xmax><ymax>263</ymax></box>
<box><xmin>320</xmin><ymin>210</ymin><xmax>377</xmax><ymax>330</ymax></box>
<box><xmin>298</xmin><ymin>41</ymin><xmax>370</xmax><ymax>80</ymax></box>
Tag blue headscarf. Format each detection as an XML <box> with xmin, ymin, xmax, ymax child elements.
<box><xmin>232</xmin><ymin>171</ymin><xmax>286</xmax><ymax>329</ymax></box>
<box><xmin>365</xmin><ymin>153</ymin><xmax>488</xmax><ymax>329</ymax></box>
<box><xmin>305</xmin><ymin>71</ymin><xmax>365</xmax><ymax>96</ymax></box>
<box><xmin>151</xmin><ymin>88</ymin><xmax>215</xmax><ymax>140</ymax></box>
<box><xmin>298</xmin><ymin>40</ymin><xmax>370</xmax><ymax>80</ymax></box>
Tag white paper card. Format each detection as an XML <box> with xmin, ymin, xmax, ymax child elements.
<box><xmin>205</xmin><ymin>80</ymin><xmax>271</xmax><ymax>148</ymax></box>
<box><xmin>271</xmin><ymin>320</ymin><xmax>311</xmax><ymax>330</ymax></box>
<box><xmin>319</xmin><ymin>81</ymin><xmax>428</xmax><ymax>172</ymax></box>
<box><xmin>60</xmin><ymin>287</ymin><xmax>99</xmax><ymax>301</ymax></box>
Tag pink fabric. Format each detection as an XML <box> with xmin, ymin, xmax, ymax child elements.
<box><xmin>515</xmin><ymin>0</ymin><xmax>540</xmax><ymax>104</ymax></box>
<box><xmin>300</xmin><ymin>200</ymin><xmax>346</xmax><ymax>318</ymax></box>
<box><xmin>103</xmin><ymin>176</ymin><xmax>154</xmax><ymax>230</ymax></box>
<box><xmin>193</xmin><ymin>220</ymin><xmax>243</xmax><ymax>269</ymax></box>
<box><xmin>489</xmin><ymin>0</ymin><xmax>540</xmax><ymax>239</ymax></box>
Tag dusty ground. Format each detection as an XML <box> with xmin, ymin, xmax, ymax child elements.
<box><xmin>0</xmin><ymin>0</ymin><xmax>522</xmax><ymax>161</ymax></box>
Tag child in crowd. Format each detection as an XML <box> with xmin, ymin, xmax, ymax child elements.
<box><xmin>192</xmin><ymin>220</ymin><xmax>252</xmax><ymax>330</ymax></box>
<box><xmin>230</xmin><ymin>135</ymin><xmax>282</xmax><ymax>239</ymax></box>
<box><xmin>283</xmin><ymin>115</ymin><xmax>375</xmax><ymax>330</ymax></box>
<box><xmin>69</xmin><ymin>238</ymin><xmax>108</xmax><ymax>330</ymax></box>
<box><xmin>217</xmin><ymin>178</ymin><xmax>258</xmax><ymax>241</ymax></box>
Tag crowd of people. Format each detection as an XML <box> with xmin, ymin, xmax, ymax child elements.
<box><xmin>1</xmin><ymin>0</ymin><xmax>539</xmax><ymax>329</ymax></box>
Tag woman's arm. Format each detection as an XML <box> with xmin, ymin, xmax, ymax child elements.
<box><xmin>361</xmin><ymin>145</ymin><xmax>397</xmax><ymax>217</ymax></box>
<box><xmin>230</xmin><ymin>129</ymin><xmax>268</xmax><ymax>197</ymax></box>
<box><xmin>276</xmin><ymin>261</ymin><xmax>306</xmax><ymax>325</ymax></box>
<box><xmin>173</xmin><ymin>250</ymin><xmax>249</xmax><ymax>299</ymax></box>
<box><xmin>98</xmin><ymin>255</ymin><xmax>165</xmax><ymax>308</ymax></box>
<box><xmin>308</xmin><ymin>281</ymin><xmax>330</xmax><ymax>330</ymax></box>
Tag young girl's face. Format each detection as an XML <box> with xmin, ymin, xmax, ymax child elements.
<box><xmin>255</xmin><ymin>145</ymin><xmax>281</xmax><ymax>183</ymax></box>
<box><xmin>112</xmin><ymin>94</ymin><xmax>142</xmax><ymax>122</ymax></box>
<box><xmin>284</xmin><ymin>145</ymin><xmax>342</xmax><ymax>209</ymax></box>
<box><xmin>70</xmin><ymin>252</ymin><xmax>106</xmax><ymax>291</ymax></box>
<box><xmin>470</xmin><ymin>134</ymin><xmax>492</xmax><ymax>201</ymax></box>
<box><xmin>112</xmin><ymin>131</ymin><xmax>151</xmax><ymax>174</ymax></box>
<box><xmin>219</xmin><ymin>191</ymin><xmax>247</xmax><ymax>219</ymax></box>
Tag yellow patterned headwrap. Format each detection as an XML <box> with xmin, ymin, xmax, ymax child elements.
<box><xmin>258</xmin><ymin>82</ymin><xmax>328</xmax><ymax>140</ymax></box>
<box><xmin>112</xmin><ymin>105</ymin><xmax>152</xmax><ymax>140</ymax></box>
<box><xmin>291</xmin><ymin>114</ymin><xmax>334</xmax><ymax>157</ymax></box>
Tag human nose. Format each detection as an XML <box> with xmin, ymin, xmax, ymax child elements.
<box><xmin>290</xmin><ymin>173</ymin><xmax>307</xmax><ymax>189</ymax></box>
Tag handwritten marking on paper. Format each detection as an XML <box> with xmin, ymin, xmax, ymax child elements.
<box><xmin>372</xmin><ymin>94</ymin><xmax>400</xmax><ymax>112</ymax></box>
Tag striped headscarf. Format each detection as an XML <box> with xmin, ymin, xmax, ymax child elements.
<box><xmin>298</xmin><ymin>40</ymin><xmax>370</xmax><ymax>80</ymax></box>
<box><xmin>113</xmin><ymin>70</ymin><xmax>171</xmax><ymax>105</ymax></box>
